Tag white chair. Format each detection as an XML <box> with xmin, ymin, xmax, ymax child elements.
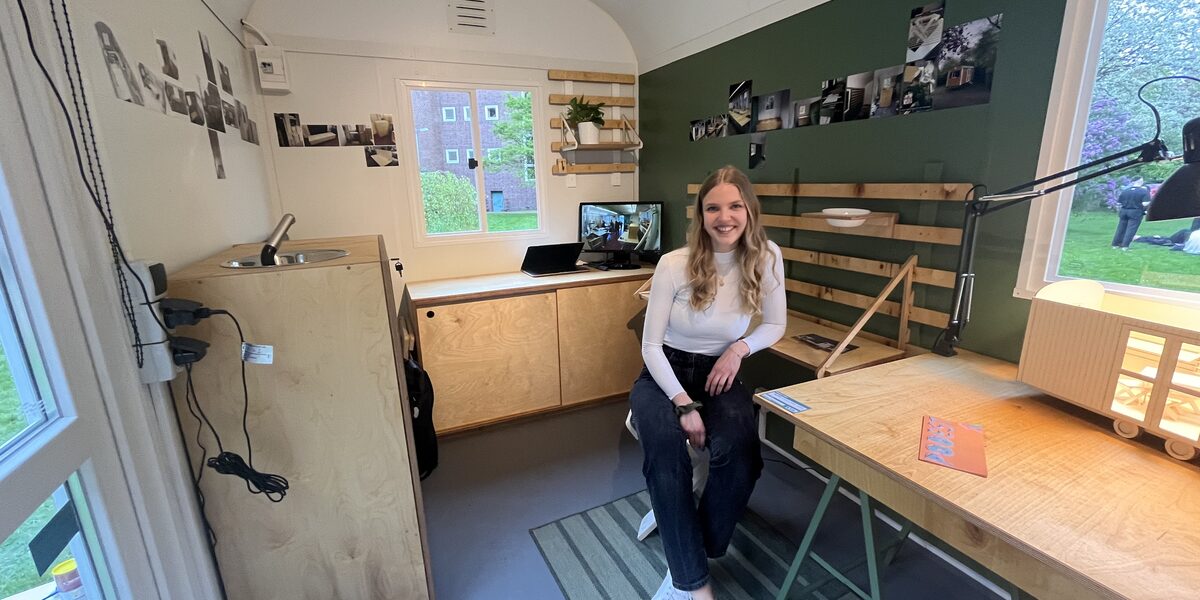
<box><xmin>625</xmin><ymin>409</ymin><xmax>709</xmax><ymax>541</ymax></box>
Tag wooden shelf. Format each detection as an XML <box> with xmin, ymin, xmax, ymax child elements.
<box><xmin>549</xmin><ymin>94</ymin><xmax>635</xmax><ymax>107</ymax></box>
<box><xmin>551</xmin><ymin>141</ymin><xmax>640</xmax><ymax>152</ymax></box>
<box><xmin>768</xmin><ymin>313</ymin><xmax>907</xmax><ymax>376</ymax></box>
<box><xmin>551</xmin><ymin>162</ymin><xmax>636</xmax><ymax>175</ymax></box>
<box><xmin>550</xmin><ymin>118</ymin><xmax>635</xmax><ymax>130</ymax></box>
<box><xmin>685</xmin><ymin>206</ymin><xmax>960</xmax><ymax>246</ymax></box>
<box><xmin>686</xmin><ymin>182</ymin><xmax>975</xmax><ymax>201</ymax></box>
<box><xmin>547</xmin><ymin>70</ymin><xmax>635</xmax><ymax>85</ymax></box>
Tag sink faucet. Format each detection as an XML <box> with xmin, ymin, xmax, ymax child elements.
<box><xmin>260</xmin><ymin>213</ymin><xmax>296</xmax><ymax>266</ymax></box>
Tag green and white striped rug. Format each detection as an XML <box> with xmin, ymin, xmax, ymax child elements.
<box><xmin>530</xmin><ymin>490</ymin><xmax>853</xmax><ymax>599</ymax></box>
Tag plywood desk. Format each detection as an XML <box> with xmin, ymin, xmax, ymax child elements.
<box><xmin>756</xmin><ymin>351</ymin><xmax>1200</xmax><ymax>600</ymax></box>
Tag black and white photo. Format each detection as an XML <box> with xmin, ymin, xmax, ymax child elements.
<box><xmin>304</xmin><ymin>125</ymin><xmax>341</xmax><ymax>147</ymax></box>
<box><xmin>365</xmin><ymin>145</ymin><xmax>399</xmax><ymax>167</ymax></box>
<box><xmin>690</xmin><ymin>118</ymin><xmax>706</xmax><ymax>142</ymax></box>
<box><xmin>870</xmin><ymin>65</ymin><xmax>905</xmax><ymax>118</ymax></box>
<box><xmin>906</xmin><ymin>2</ymin><xmax>945</xmax><ymax>61</ymax></box>
<box><xmin>275</xmin><ymin>113</ymin><xmax>304</xmax><ymax>147</ymax></box>
<box><xmin>370</xmin><ymin>113</ymin><xmax>396</xmax><ymax>145</ymax></box>
<box><xmin>219</xmin><ymin>61</ymin><xmax>233</xmax><ymax>94</ymax></box>
<box><xmin>204</xmin><ymin>80</ymin><xmax>224</xmax><ymax>132</ymax></box>
<box><xmin>843</xmin><ymin>72</ymin><xmax>874</xmax><ymax>121</ymax></box>
<box><xmin>208</xmin><ymin>130</ymin><xmax>225</xmax><ymax>179</ymax></box>
<box><xmin>753</xmin><ymin>89</ymin><xmax>790</xmax><ymax>131</ymax></box>
<box><xmin>165</xmin><ymin>81</ymin><xmax>187</xmax><ymax>115</ymax></box>
<box><xmin>818</xmin><ymin>78</ymin><xmax>846</xmax><ymax>124</ymax></box>
<box><xmin>342</xmin><ymin>124</ymin><xmax>373</xmax><ymax>146</ymax></box>
<box><xmin>223</xmin><ymin>101</ymin><xmax>237</xmax><ymax>126</ymax></box>
<box><xmin>749</xmin><ymin>133</ymin><xmax>766</xmax><ymax>170</ymax></box>
<box><xmin>727</xmin><ymin>80</ymin><xmax>752</xmax><ymax>135</ymax></box>
<box><xmin>790</xmin><ymin>96</ymin><xmax>820</xmax><ymax>127</ymax></box>
<box><xmin>199</xmin><ymin>31</ymin><xmax>216</xmax><ymax>83</ymax></box>
<box><xmin>138</xmin><ymin>62</ymin><xmax>167</xmax><ymax>114</ymax></box>
<box><xmin>156</xmin><ymin>38</ymin><xmax>179</xmax><ymax>80</ymax></box>
<box><xmin>185</xmin><ymin>91</ymin><xmax>205</xmax><ymax>125</ymax></box>
<box><xmin>95</xmin><ymin>22</ymin><xmax>142</xmax><ymax>106</ymax></box>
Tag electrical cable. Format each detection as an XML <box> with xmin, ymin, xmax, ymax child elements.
<box><xmin>1137</xmin><ymin>75</ymin><xmax>1200</xmax><ymax>142</ymax></box>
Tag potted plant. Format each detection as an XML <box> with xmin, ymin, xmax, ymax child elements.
<box><xmin>566</xmin><ymin>96</ymin><xmax>605</xmax><ymax>144</ymax></box>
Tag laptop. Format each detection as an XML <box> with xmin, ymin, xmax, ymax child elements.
<box><xmin>520</xmin><ymin>242</ymin><xmax>588</xmax><ymax>277</ymax></box>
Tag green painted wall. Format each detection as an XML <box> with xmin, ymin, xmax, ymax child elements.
<box><xmin>638</xmin><ymin>0</ymin><xmax>1068</xmax><ymax>361</ymax></box>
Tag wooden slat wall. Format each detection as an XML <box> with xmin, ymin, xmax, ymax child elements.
<box><xmin>685</xmin><ymin>182</ymin><xmax>974</xmax><ymax>201</ymax></box>
<box><xmin>784</xmin><ymin>279</ymin><xmax>949</xmax><ymax>328</ymax></box>
<box><xmin>778</xmin><ymin>247</ymin><xmax>955</xmax><ymax>289</ymax></box>
<box><xmin>547</xmin><ymin>70</ymin><xmax>636</xmax><ymax>84</ymax></box>
<box><xmin>550</xmin><ymin>118</ymin><xmax>635</xmax><ymax>130</ymax></box>
<box><xmin>549</xmin><ymin>94</ymin><xmax>636</xmax><ymax>107</ymax></box>
<box><xmin>685</xmin><ymin>207</ymin><xmax>962</xmax><ymax>246</ymax></box>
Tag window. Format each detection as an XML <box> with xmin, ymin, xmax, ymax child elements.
<box><xmin>441</xmin><ymin>106</ymin><xmax>456</xmax><ymax>122</ymax></box>
<box><xmin>403</xmin><ymin>84</ymin><xmax>541</xmax><ymax>238</ymax></box>
<box><xmin>1019</xmin><ymin>0</ymin><xmax>1200</xmax><ymax>304</ymax></box>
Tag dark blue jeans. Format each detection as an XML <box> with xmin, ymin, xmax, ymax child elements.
<box><xmin>1112</xmin><ymin>208</ymin><xmax>1144</xmax><ymax>248</ymax></box>
<box><xmin>629</xmin><ymin>346</ymin><xmax>763</xmax><ymax>591</ymax></box>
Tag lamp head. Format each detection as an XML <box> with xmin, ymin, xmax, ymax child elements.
<box><xmin>1146</xmin><ymin>117</ymin><xmax>1200</xmax><ymax>221</ymax></box>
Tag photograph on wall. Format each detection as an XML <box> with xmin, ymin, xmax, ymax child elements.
<box><xmin>208</xmin><ymin>130</ymin><xmax>225</xmax><ymax>179</ymax></box>
<box><xmin>753</xmin><ymin>89</ymin><xmax>790</xmax><ymax>131</ymax></box>
<box><xmin>95</xmin><ymin>22</ymin><xmax>143</xmax><ymax>106</ymax></box>
<box><xmin>184</xmin><ymin>91</ymin><xmax>205</xmax><ymax>125</ymax></box>
<box><xmin>304</xmin><ymin>125</ymin><xmax>341</xmax><ymax>147</ymax></box>
<box><xmin>199</xmin><ymin>31</ymin><xmax>216</xmax><ymax>84</ymax></box>
<box><xmin>690</xmin><ymin>118</ymin><xmax>706</xmax><ymax>141</ymax></box>
<box><xmin>870</xmin><ymin>65</ymin><xmax>905</xmax><ymax>118</ymax></box>
<box><xmin>789</xmin><ymin>96</ymin><xmax>820</xmax><ymax>128</ymax></box>
<box><xmin>727</xmin><ymin>80</ymin><xmax>753</xmax><ymax>135</ymax></box>
<box><xmin>933</xmin><ymin>14</ymin><xmax>1003</xmax><ymax>110</ymax></box>
<box><xmin>219</xmin><ymin>61</ymin><xmax>233</xmax><ymax>94</ymax></box>
<box><xmin>749</xmin><ymin>133</ymin><xmax>766</xmax><ymax>170</ymax></box>
<box><xmin>274</xmin><ymin>112</ymin><xmax>304</xmax><ymax>147</ymax></box>
<box><xmin>137</xmin><ymin>63</ymin><xmax>167</xmax><ymax>114</ymax></box>
<box><xmin>165</xmin><ymin>82</ymin><xmax>187</xmax><ymax>115</ymax></box>
<box><xmin>341</xmin><ymin>124</ymin><xmax>373</xmax><ymax>146</ymax></box>
<box><xmin>906</xmin><ymin>1</ymin><xmax>945</xmax><ymax>62</ymax></box>
<box><xmin>248</xmin><ymin>121</ymin><xmax>259</xmax><ymax>145</ymax></box>
<box><xmin>365</xmin><ymin>145</ymin><xmax>399</xmax><ymax>167</ymax></box>
<box><xmin>203</xmin><ymin>81</ymin><xmax>225</xmax><ymax>132</ymax></box>
<box><xmin>156</xmin><ymin>39</ymin><xmax>179</xmax><ymax>80</ymax></box>
<box><xmin>222</xmin><ymin>101</ymin><xmax>236</xmax><ymax>126</ymax></box>
<box><xmin>899</xmin><ymin>60</ymin><xmax>937</xmax><ymax>114</ymax></box>
<box><xmin>370</xmin><ymin>113</ymin><xmax>396</xmax><ymax>145</ymax></box>
<box><xmin>817</xmin><ymin>78</ymin><xmax>846</xmax><ymax>125</ymax></box>
<box><xmin>238</xmin><ymin>102</ymin><xmax>252</xmax><ymax>142</ymax></box>
<box><xmin>843</xmin><ymin>72</ymin><xmax>874</xmax><ymax>121</ymax></box>
<box><xmin>707</xmin><ymin>114</ymin><xmax>728</xmax><ymax>138</ymax></box>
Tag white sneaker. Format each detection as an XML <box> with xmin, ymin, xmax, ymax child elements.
<box><xmin>650</xmin><ymin>571</ymin><xmax>693</xmax><ymax>600</ymax></box>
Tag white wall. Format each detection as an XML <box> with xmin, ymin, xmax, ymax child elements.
<box><xmin>73</xmin><ymin>0</ymin><xmax>275</xmax><ymax>272</ymax></box>
<box><xmin>246</xmin><ymin>0</ymin><xmax>639</xmax><ymax>281</ymax></box>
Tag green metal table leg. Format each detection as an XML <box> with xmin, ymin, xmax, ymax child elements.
<box><xmin>881</xmin><ymin>522</ymin><xmax>913</xmax><ymax>567</ymax></box>
<box><xmin>859</xmin><ymin>492</ymin><xmax>883</xmax><ymax>600</ymax></box>
<box><xmin>776</xmin><ymin>474</ymin><xmax>842</xmax><ymax>600</ymax></box>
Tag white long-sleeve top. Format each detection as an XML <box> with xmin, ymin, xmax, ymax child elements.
<box><xmin>641</xmin><ymin>241</ymin><xmax>787</xmax><ymax>400</ymax></box>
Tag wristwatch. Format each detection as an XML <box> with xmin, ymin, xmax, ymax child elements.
<box><xmin>674</xmin><ymin>401</ymin><xmax>703</xmax><ymax>416</ymax></box>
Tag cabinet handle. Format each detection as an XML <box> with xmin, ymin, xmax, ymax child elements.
<box><xmin>426</xmin><ymin>310</ymin><xmax>435</xmax><ymax>318</ymax></box>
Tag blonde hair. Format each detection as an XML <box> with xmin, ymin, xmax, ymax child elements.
<box><xmin>686</xmin><ymin>165</ymin><xmax>772</xmax><ymax>315</ymax></box>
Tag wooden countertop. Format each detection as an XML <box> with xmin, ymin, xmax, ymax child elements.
<box><xmin>757</xmin><ymin>351</ymin><xmax>1200</xmax><ymax>600</ymax></box>
<box><xmin>171</xmin><ymin>235</ymin><xmax>383</xmax><ymax>281</ymax></box>
<box><xmin>407</xmin><ymin>266</ymin><xmax>653</xmax><ymax>307</ymax></box>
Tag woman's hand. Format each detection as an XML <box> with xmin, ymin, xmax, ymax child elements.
<box><xmin>679</xmin><ymin>410</ymin><xmax>706</xmax><ymax>449</ymax></box>
<box><xmin>705</xmin><ymin>340</ymin><xmax>749</xmax><ymax>396</ymax></box>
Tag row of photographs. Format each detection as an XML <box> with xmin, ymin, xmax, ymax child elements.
<box><xmin>693</xmin><ymin>8</ymin><xmax>1002</xmax><ymax>141</ymax></box>
<box><xmin>274</xmin><ymin>113</ymin><xmax>398</xmax><ymax>148</ymax></box>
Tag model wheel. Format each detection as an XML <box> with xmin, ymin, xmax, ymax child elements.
<box><xmin>1112</xmin><ymin>420</ymin><xmax>1141</xmax><ymax>439</ymax></box>
<box><xmin>1164</xmin><ymin>439</ymin><xmax>1197</xmax><ymax>461</ymax></box>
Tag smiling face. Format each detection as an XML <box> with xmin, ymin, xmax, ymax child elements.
<box><xmin>702</xmin><ymin>183</ymin><xmax>748</xmax><ymax>252</ymax></box>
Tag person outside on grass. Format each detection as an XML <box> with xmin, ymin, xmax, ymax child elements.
<box><xmin>1111</xmin><ymin>177</ymin><xmax>1151</xmax><ymax>250</ymax></box>
<box><xmin>630</xmin><ymin>165</ymin><xmax>786</xmax><ymax>600</ymax></box>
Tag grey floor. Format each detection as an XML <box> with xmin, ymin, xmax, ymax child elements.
<box><xmin>421</xmin><ymin>400</ymin><xmax>1003</xmax><ymax>599</ymax></box>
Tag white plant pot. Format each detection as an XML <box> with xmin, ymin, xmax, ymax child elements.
<box><xmin>577</xmin><ymin>122</ymin><xmax>600</xmax><ymax>145</ymax></box>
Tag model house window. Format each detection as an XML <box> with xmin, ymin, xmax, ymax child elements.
<box><xmin>1019</xmin><ymin>0</ymin><xmax>1198</xmax><ymax>303</ymax></box>
<box><xmin>405</xmin><ymin>85</ymin><xmax>541</xmax><ymax>238</ymax></box>
<box><xmin>441</xmin><ymin>107</ymin><xmax>456</xmax><ymax>122</ymax></box>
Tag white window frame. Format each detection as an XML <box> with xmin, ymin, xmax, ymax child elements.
<box><xmin>486</xmin><ymin>147</ymin><xmax>501</xmax><ymax>162</ymax></box>
<box><xmin>465</xmin><ymin>148</ymin><xmax>475</xmax><ymax>161</ymax></box>
<box><xmin>1016</xmin><ymin>0</ymin><xmax>1199</xmax><ymax>307</ymax></box>
<box><xmin>445</xmin><ymin>148</ymin><xmax>460</xmax><ymax>164</ymax></box>
<box><xmin>441</xmin><ymin>106</ymin><xmax>456</xmax><ymax>122</ymax></box>
<box><xmin>396</xmin><ymin>80</ymin><xmax>549</xmax><ymax>247</ymax></box>
<box><xmin>484</xmin><ymin>105</ymin><xmax>499</xmax><ymax>120</ymax></box>
<box><xmin>463</xmin><ymin>105</ymin><xmax>471</xmax><ymax>121</ymax></box>
<box><xmin>523</xmin><ymin>158</ymin><xmax>535</xmax><ymax>182</ymax></box>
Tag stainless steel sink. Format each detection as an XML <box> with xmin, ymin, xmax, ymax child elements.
<box><xmin>221</xmin><ymin>249</ymin><xmax>349</xmax><ymax>268</ymax></box>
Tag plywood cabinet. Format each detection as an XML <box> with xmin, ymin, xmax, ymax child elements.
<box><xmin>167</xmin><ymin>236</ymin><xmax>430</xmax><ymax>600</ymax></box>
<box><xmin>418</xmin><ymin>292</ymin><xmax>561</xmax><ymax>431</ymax></box>
<box><xmin>409</xmin><ymin>269</ymin><xmax>653</xmax><ymax>433</ymax></box>
<box><xmin>558</xmin><ymin>279</ymin><xmax>647</xmax><ymax>405</ymax></box>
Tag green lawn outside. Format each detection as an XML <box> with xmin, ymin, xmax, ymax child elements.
<box><xmin>1059</xmin><ymin>212</ymin><xmax>1200</xmax><ymax>293</ymax></box>
<box><xmin>486</xmin><ymin>211</ymin><xmax>538</xmax><ymax>232</ymax></box>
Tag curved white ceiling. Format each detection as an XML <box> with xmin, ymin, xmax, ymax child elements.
<box><xmin>206</xmin><ymin>0</ymin><xmax>829</xmax><ymax>73</ymax></box>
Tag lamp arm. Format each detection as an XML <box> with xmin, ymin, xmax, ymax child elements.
<box><xmin>932</xmin><ymin>137</ymin><xmax>1167</xmax><ymax>357</ymax></box>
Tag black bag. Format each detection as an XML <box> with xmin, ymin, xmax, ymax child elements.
<box><xmin>404</xmin><ymin>357</ymin><xmax>438</xmax><ymax>480</ymax></box>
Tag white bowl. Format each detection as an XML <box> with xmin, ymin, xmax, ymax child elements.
<box><xmin>822</xmin><ymin>208</ymin><xmax>871</xmax><ymax>228</ymax></box>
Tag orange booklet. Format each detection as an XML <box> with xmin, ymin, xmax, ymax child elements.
<box><xmin>918</xmin><ymin>416</ymin><xmax>987</xmax><ymax>477</ymax></box>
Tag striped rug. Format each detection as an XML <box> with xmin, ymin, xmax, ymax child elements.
<box><xmin>530</xmin><ymin>490</ymin><xmax>853</xmax><ymax>599</ymax></box>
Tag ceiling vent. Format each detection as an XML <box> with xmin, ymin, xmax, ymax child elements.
<box><xmin>447</xmin><ymin>0</ymin><xmax>494</xmax><ymax>35</ymax></box>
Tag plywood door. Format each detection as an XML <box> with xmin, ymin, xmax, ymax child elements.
<box><xmin>168</xmin><ymin>262</ymin><xmax>428</xmax><ymax>600</ymax></box>
<box><xmin>419</xmin><ymin>293</ymin><xmax>561</xmax><ymax>430</ymax></box>
<box><xmin>557</xmin><ymin>279</ymin><xmax>647</xmax><ymax>405</ymax></box>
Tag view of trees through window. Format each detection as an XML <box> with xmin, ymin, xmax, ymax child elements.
<box><xmin>1058</xmin><ymin>0</ymin><xmax>1200</xmax><ymax>293</ymax></box>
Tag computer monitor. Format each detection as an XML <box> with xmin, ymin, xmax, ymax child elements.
<box><xmin>578</xmin><ymin>202</ymin><xmax>663</xmax><ymax>269</ymax></box>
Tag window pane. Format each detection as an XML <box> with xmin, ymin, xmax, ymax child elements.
<box><xmin>410</xmin><ymin>89</ymin><xmax>481</xmax><ymax>235</ymax></box>
<box><xmin>0</xmin><ymin>479</ymin><xmax>108</xmax><ymax>599</ymax></box>
<box><xmin>1120</xmin><ymin>331</ymin><xmax>1165</xmax><ymax>377</ymax></box>
<box><xmin>478</xmin><ymin>90</ymin><xmax>538</xmax><ymax>232</ymax></box>
<box><xmin>1160</xmin><ymin>388</ymin><xmax>1200</xmax><ymax>441</ymax></box>
<box><xmin>1056</xmin><ymin>0</ymin><xmax>1200</xmax><ymax>294</ymax></box>
<box><xmin>0</xmin><ymin>262</ymin><xmax>54</xmax><ymax>455</ymax></box>
<box><xmin>1111</xmin><ymin>374</ymin><xmax>1152</xmax><ymax>421</ymax></box>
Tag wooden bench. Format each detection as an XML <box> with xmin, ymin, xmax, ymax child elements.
<box><xmin>686</xmin><ymin>181</ymin><xmax>970</xmax><ymax>377</ymax></box>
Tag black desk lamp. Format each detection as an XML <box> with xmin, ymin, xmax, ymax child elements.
<box><xmin>934</xmin><ymin>75</ymin><xmax>1200</xmax><ymax>356</ymax></box>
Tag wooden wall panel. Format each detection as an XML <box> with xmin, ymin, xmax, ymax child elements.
<box><xmin>557</xmin><ymin>280</ymin><xmax>646</xmax><ymax>405</ymax></box>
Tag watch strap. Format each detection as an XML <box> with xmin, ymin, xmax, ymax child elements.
<box><xmin>674</xmin><ymin>401</ymin><xmax>703</xmax><ymax>416</ymax></box>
